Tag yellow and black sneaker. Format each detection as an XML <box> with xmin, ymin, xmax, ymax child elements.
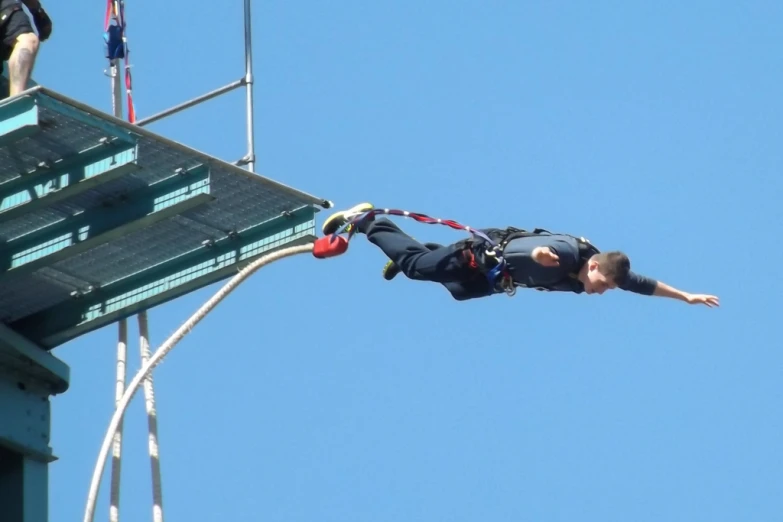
<box><xmin>321</xmin><ymin>202</ymin><xmax>374</xmax><ymax>236</ymax></box>
<box><xmin>382</xmin><ymin>259</ymin><xmax>401</xmax><ymax>280</ymax></box>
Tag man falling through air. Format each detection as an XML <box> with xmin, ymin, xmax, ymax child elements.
<box><xmin>321</xmin><ymin>202</ymin><xmax>720</xmax><ymax>306</ymax></box>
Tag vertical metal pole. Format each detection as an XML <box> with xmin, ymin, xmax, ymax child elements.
<box><xmin>109</xmin><ymin>319</ymin><xmax>126</xmax><ymax>522</ymax></box>
<box><xmin>138</xmin><ymin>313</ymin><xmax>165</xmax><ymax>522</ymax></box>
<box><xmin>243</xmin><ymin>0</ymin><xmax>256</xmax><ymax>173</ymax></box>
<box><xmin>109</xmin><ymin>22</ymin><xmax>126</xmax><ymax>515</ymax></box>
<box><xmin>110</xmin><ymin>60</ymin><xmax>123</xmax><ymax>119</ymax></box>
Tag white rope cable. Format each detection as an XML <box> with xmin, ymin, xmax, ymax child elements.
<box><xmin>138</xmin><ymin>311</ymin><xmax>165</xmax><ymax>522</ymax></box>
<box><xmin>84</xmin><ymin>242</ymin><xmax>315</xmax><ymax>522</ymax></box>
<box><xmin>109</xmin><ymin>319</ymin><xmax>127</xmax><ymax>522</ymax></box>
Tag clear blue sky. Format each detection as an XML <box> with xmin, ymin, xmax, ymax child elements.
<box><xmin>37</xmin><ymin>1</ymin><xmax>780</xmax><ymax>521</ymax></box>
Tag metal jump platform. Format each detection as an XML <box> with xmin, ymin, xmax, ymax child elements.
<box><xmin>0</xmin><ymin>85</ymin><xmax>328</xmax><ymax>349</ymax></box>
<box><xmin>0</xmin><ymin>82</ymin><xmax>329</xmax><ymax>520</ymax></box>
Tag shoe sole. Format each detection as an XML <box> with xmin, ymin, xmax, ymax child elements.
<box><xmin>382</xmin><ymin>261</ymin><xmax>401</xmax><ymax>280</ymax></box>
<box><xmin>321</xmin><ymin>203</ymin><xmax>374</xmax><ymax>235</ymax></box>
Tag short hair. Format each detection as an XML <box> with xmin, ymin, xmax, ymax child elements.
<box><xmin>592</xmin><ymin>251</ymin><xmax>630</xmax><ymax>285</ymax></box>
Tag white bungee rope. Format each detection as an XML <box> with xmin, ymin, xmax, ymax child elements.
<box><xmin>84</xmin><ymin>242</ymin><xmax>315</xmax><ymax>522</ymax></box>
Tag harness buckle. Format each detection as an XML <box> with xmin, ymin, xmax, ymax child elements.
<box><xmin>460</xmin><ymin>239</ymin><xmax>517</xmax><ymax>297</ymax></box>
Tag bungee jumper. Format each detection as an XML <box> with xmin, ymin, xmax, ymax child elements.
<box><xmin>314</xmin><ymin>202</ymin><xmax>720</xmax><ymax>307</ymax></box>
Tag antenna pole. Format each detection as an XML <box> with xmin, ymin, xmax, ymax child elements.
<box><xmin>243</xmin><ymin>0</ymin><xmax>256</xmax><ymax>173</ymax></box>
<box><xmin>110</xmin><ymin>60</ymin><xmax>123</xmax><ymax>118</ymax></box>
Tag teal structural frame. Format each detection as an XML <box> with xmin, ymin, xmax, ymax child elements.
<box><xmin>0</xmin><ymin>85</ymin><xmax>330</xmax><ymax>521</ymax></box>
<box><xmin>0</xmin><ymin>323</ymin><xmax>68</xmax><ymax>522</ymax></box>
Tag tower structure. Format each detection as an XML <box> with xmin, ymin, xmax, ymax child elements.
<box><xmin>0</xmin><ymin>2</ymin><xmax>330</xmax><ymax>520</ymax></box>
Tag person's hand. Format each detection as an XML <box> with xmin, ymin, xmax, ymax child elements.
<box><xmin>532</xmin><ymin>246</ymin><xmax>560</xmax><ymax>267</ymax></box>
<box><xmin>31</xmin><ymin>6</ymin><xmax>52</xmax><ymax>42</ymax></box>
<box><xmin>684</xmin><ymin>293</ymin><xmax>720</xmax><ymax>307</ymax></box>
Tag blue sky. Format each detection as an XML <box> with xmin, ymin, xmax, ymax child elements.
<box><xmin>33</xmin><ymin>1</ymin><xmax>781</xmax><ymax>521</ymax></box>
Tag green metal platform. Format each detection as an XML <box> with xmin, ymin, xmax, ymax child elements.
<box><xmin>0</xmin><ymin>85</ymin><xmax>329</xmax><ymax>349</ymax></box>
<box><xmin>0</xmin><ymin>83</ymin><xmax>329</xmax><ymax>521</ymax></box>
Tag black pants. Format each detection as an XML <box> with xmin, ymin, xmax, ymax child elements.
<box><xmin>360</xmin><ymin>217</ymin><xmax>495</xmax><ymax>301</ymax></box>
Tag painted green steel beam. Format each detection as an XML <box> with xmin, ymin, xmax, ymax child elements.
<box><xmin>0</xmin><ymin>371</ymin><xmax>57</xmax><ymax>462</ymax></box>
<box><xmin>0</xmin><ymin>95</ymin><xmax>39</xmax><ymax>147</ymax></box>
<box><xmin>0</xmin><ymin>324</ymin><xmax>68</xmax><ymax>394</ymax></box>
<box><xmin>2</xmin><ymin>164</ymin><xmax>210</xmax><ymax>271</ymax></box>
<box><xmin>0</xmin><ymin>159</ymin><xmax>140</xmax><ymax>225</ymax></box>
<box><xmin>0</xmin><ymin>193</ymin><xmax>214</xmax><ymax>283</ymax></box>
<box><xmin>0</xmin><ymin>447</ymin><xmax>50</xmax><ymax>522</ymax></box>
<box><xmin>67</xmin><ymin>204</ymin><xmax>315</xmax><ymax>301</ymax></box>
<box><xmin>10</xmin><ymin>205</ymin><xmax>317</xmax><ymax>348</ymax></box>
<box><xmin>0</xmin><ymin>140</ymin><xmax>137</xmax><ymax>214</ymax></box>
<box><xmin>0</xmin><ymin>316</ymin><xmax>66</xmax><ymax>522</ymax></box>
<box><xmin>39</xmin><ymin>220</ymin><xmax>315</xmax><ymax>348</ymax></box>
<box><xmin>35</xmin><ymin>89</ymin><xmax>141</xmax><ymax>144</ymax></box>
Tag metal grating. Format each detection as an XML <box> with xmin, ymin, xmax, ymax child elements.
<box><xmin>0</xmin><ymin>112</ymin><xmax>111</xmax><ymax>184</ymax></box>
<box><xmin>79</xmin><ymin>219</ymin><xmax>315</xmax><ymax>326</ymax></box>
<box><xmin>0</xmin><ymin>144</ymin><xmax>140</xmax><ymax>239</ymax></box>
<box><xmin>0</xmin><ymin>275</ymin><xmax>73</xmax><ymax>322</ymax></box>
<box><xmin>51</xmin><ymin>218</ymin><xmax>214</xmax><ymax>284</ymax></box>
<box><xmin>0</xmin><ymin>86</ymin><xmax>330</xmax><ymax>347</ymax></box>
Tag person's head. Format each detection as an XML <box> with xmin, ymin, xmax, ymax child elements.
<box><xmin>580</xmin><ymin>251</ymin><xmax>631</xmax><ymax>295</ymax></box>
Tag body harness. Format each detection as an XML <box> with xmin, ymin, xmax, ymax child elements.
<box><xmin>332</xmin><ymin>208</ymin><xmax>601</xmax><ymax>297</ymax></box>
<box><xmin>460</xmin><ymin>226</ymin><xmax>601</xmax><ymax>293</ymax></box>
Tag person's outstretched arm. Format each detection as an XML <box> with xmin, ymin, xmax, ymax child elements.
<box><xmin>651</xmin><ymin>280</ymin><xmax>720</xmax><ymax>307</ymax></box>
<box><xmin>621</xmin><ymin>272</ymin><xmax>720</xmax><ymax>307</ymax></box>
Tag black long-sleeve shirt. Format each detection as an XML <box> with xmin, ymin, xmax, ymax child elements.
<box><xmin>502</xmin><ymin>234</ymin><xmax>657</xmax><ymax>295</ymax></box>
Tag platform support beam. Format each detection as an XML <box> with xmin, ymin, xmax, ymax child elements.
<box><xmin>9</xmin><ymin>205</ymin><xmax>317</xmax><ymax>348</ymax></box>
<box><xmin>0</xmin><ymin>448</ymin><xmax>49</xmax><ymax>522</ymax></box>
<box><xmin>0</xmin><ymin>192</ymin><xmax>214</xmax><ymax>282</ymax></box>
<box><xmin>0</xmin><ymin>324</ymin><xmax>69</xmax><ymax>522</ymax></box>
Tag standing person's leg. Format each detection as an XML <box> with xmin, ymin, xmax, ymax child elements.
<box><xmin>1</xmin><ymin>3</ymin><xmax>40</xmax><ymax>96</ymax></box>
